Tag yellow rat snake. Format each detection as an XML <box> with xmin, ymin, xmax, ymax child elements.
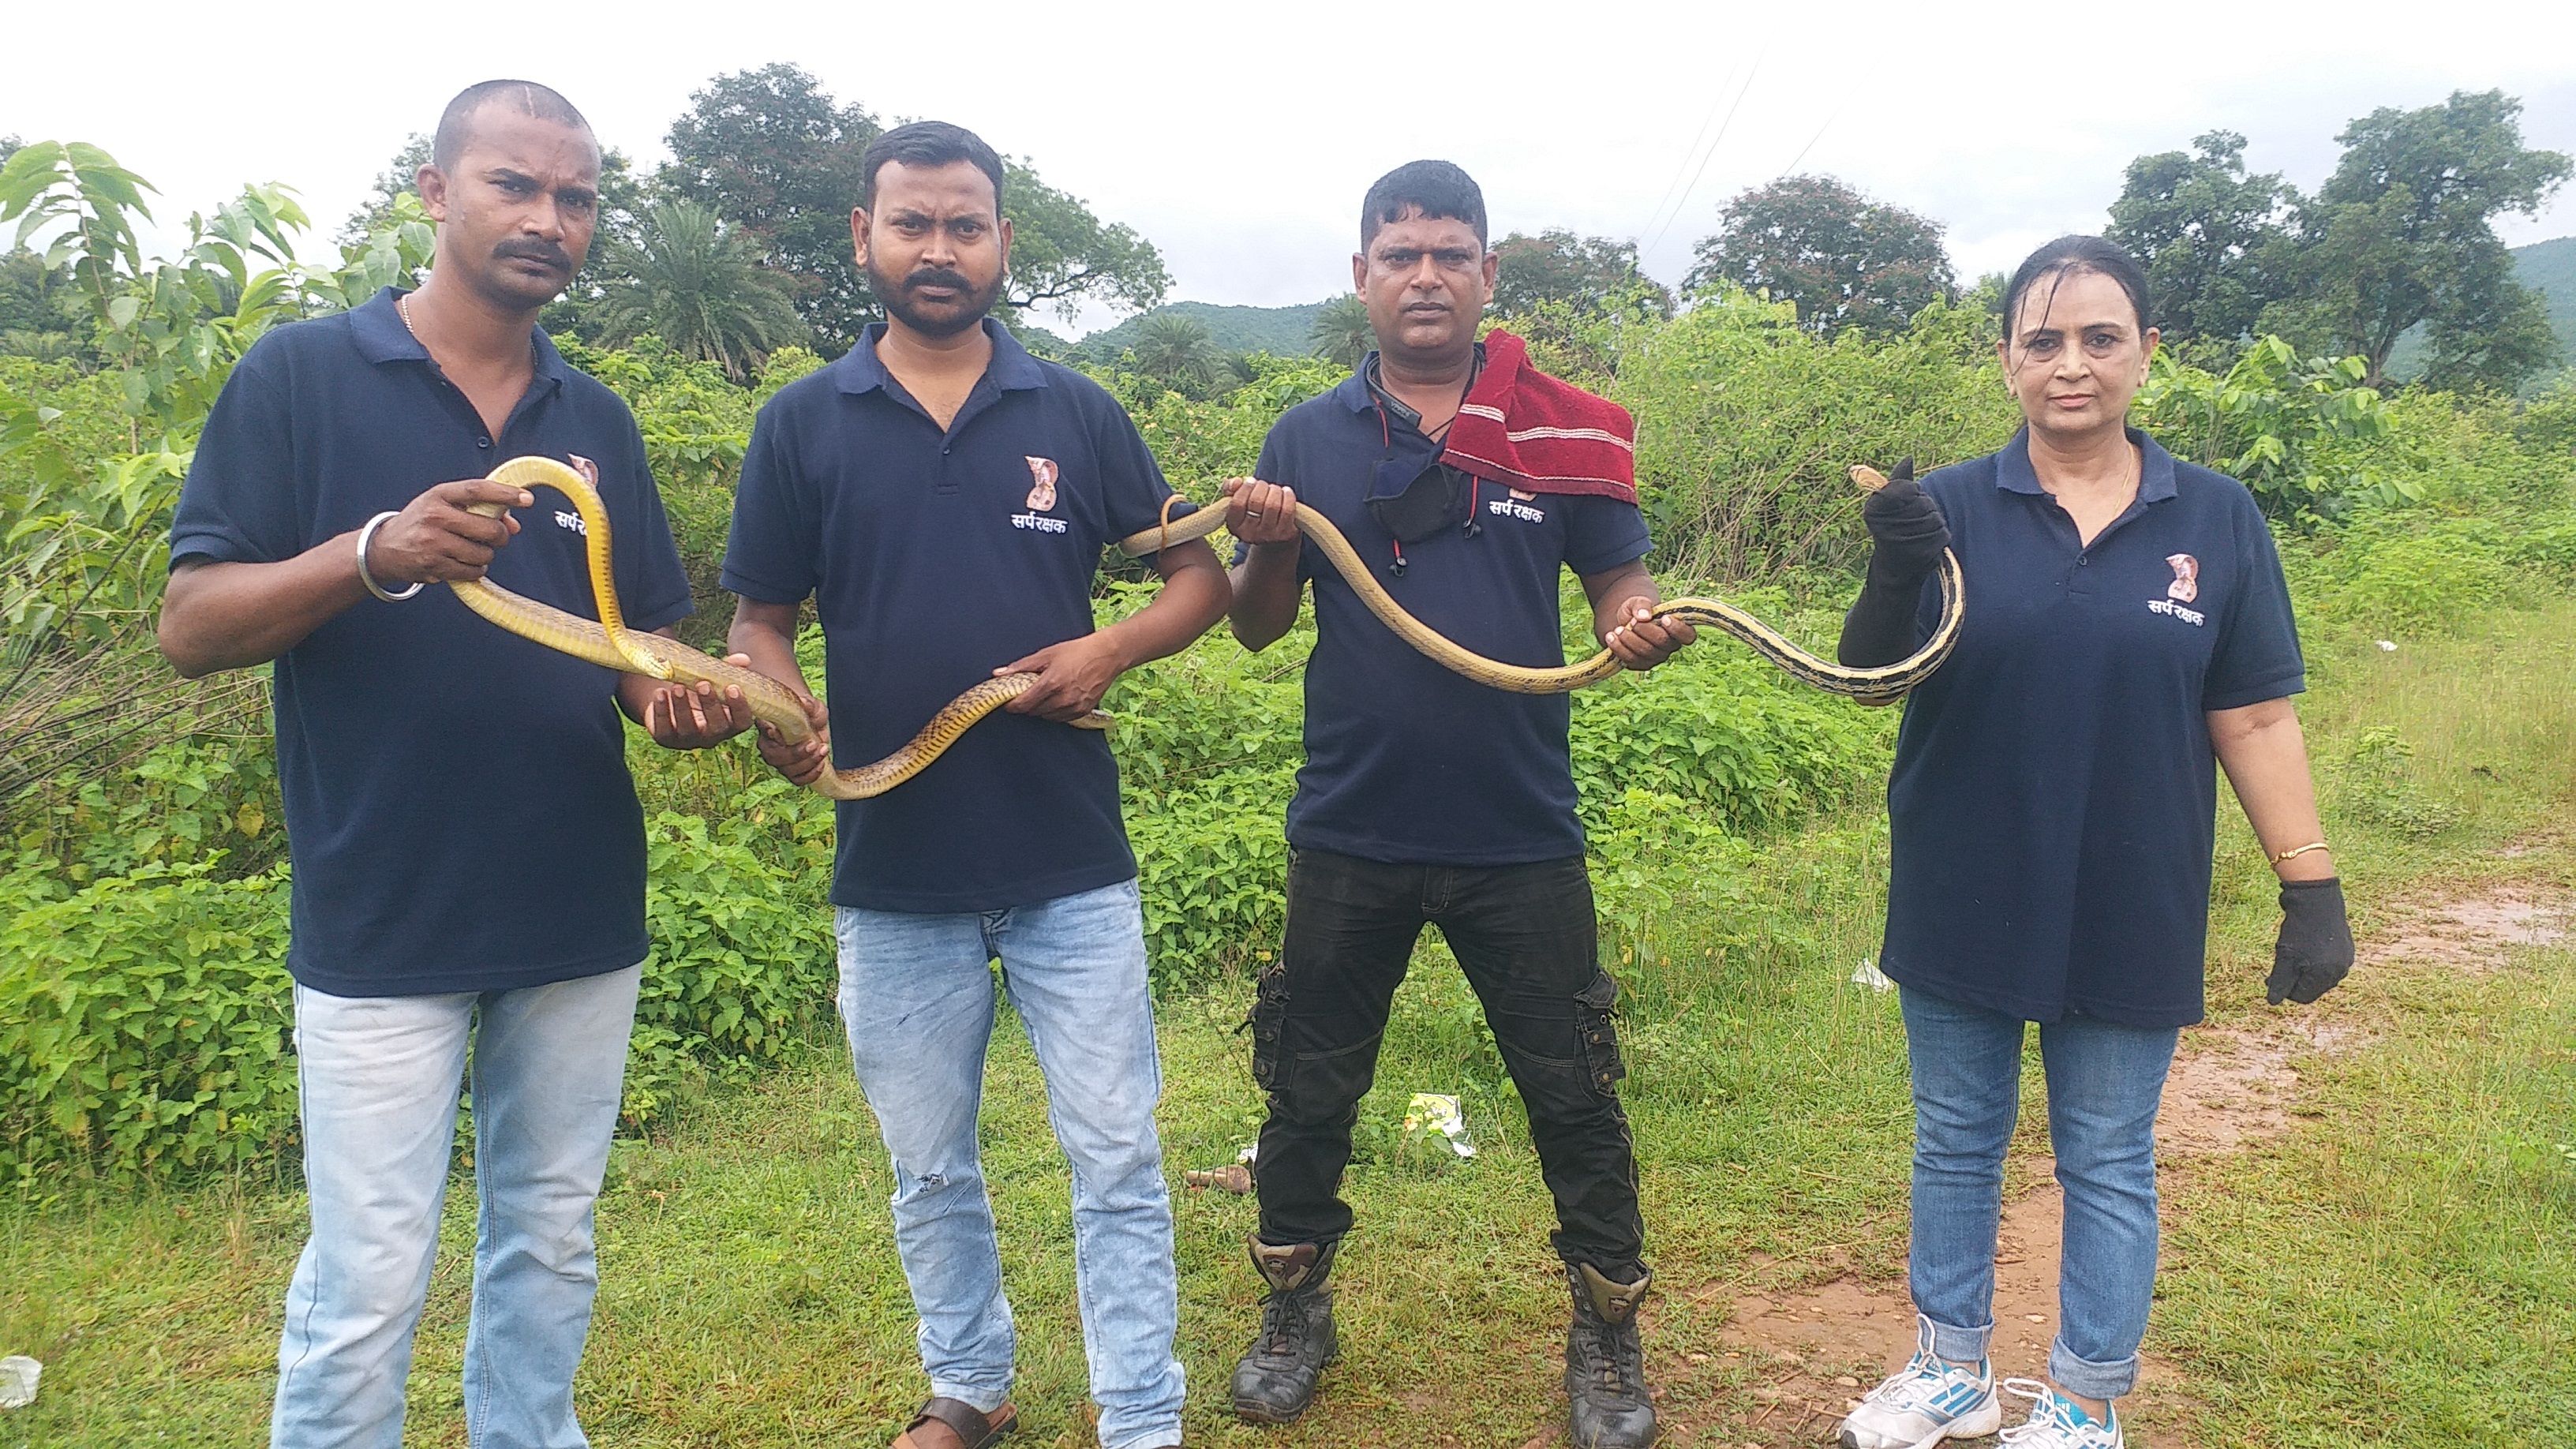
<box><xmin>451</xmin><ymin>456</ymin><xmax>1964</xmax><ymax>799</ymax></box>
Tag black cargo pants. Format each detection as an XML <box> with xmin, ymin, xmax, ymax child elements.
<box><xmin>1248</xmin><ymin>845</ymin><xmax>1646</xmax><ymax>1275</ymax></box>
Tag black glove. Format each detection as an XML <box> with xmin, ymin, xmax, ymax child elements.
<box><xmin>1839</xmin><ymin>459</ymin><xmax>1952</xmax><ymax>668</ymax></box>
<box><xmin>2269</xmin><ymin>877</ymin><xmax>2354</xmax><ymax>1005</ymax></box>
<box><xmin>1862</xmin><ymin>458</ymin><xmax>1951</xmax><ymax>586</ymax></box>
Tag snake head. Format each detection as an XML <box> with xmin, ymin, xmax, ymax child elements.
<box><xmin>568</xmin><ymin>454</ymin><xmax>600</xmax><ymax>488</ymax></box>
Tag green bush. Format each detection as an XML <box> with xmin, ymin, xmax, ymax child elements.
<box><xmin>625</xmin><ymin>809</ymin><xmax>839</xmax><ymax>1121</ymax></box>
<box><xmin>0</xmin><ymin>803</ymin><xmax>843</xmax><ymax>1181</ymax></box>
<box><xmin>2290</xmin><ymin>515</ymin><xmax>2527</xmax><ymax>638</ymax></box>
<box><xmin>0</xmin><ymin>861</ymin><xmax>297</xmax><ymax>1181</ymax></box>
<box><xmin>1609</xmin><ymin>291</ymin><xmax>2019</xmax><ymax>578</ymax></box>
<box><xmin>2134</xmin><ymin>338</ymin><xmax>2390</xmax><ymax>518</ymax></box>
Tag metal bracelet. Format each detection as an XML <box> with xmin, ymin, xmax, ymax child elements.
<box><xmin>355</xmin><ymin>511</ymin><xmax>424</xmax><ymax>602</ymax></box>
<box><xmin>2272</xmin><ymin>841</ymin><xmax>2331</xmax><ymax>863</ymax></box>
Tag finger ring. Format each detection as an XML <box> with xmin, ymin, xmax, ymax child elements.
<box><xmin>1247</xmin><ymin>511</ymin><xmax>1263</xmax><ymax>520</ymax></box>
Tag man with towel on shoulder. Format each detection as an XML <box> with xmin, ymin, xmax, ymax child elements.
<box><xmin>1220</xmin><ymin>159</ymin><xmax>1691</xmax><ymax>1448</ymax></box>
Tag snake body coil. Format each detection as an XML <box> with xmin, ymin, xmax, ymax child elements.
<box><xmin>451</xmin><ymin>457</ymin><xmax>1962</xmax><ymax>799</ymax></box>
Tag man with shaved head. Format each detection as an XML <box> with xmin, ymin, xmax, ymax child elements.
<box><xmin>161</xmin><ymin>80</ymin><xmax>747</xmax><ymax>1447</ymax></box>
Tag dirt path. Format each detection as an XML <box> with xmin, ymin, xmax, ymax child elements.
<box><xmin>1679</xmin><ymin>880</ymin><xmax>2567</xmax><ymax>1448</ymax></box>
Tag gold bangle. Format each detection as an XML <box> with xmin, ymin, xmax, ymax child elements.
<box><xmin>2273</xmin><ymin>841</ymin><xmax>2331</xmax><ymax>863</ymax></box>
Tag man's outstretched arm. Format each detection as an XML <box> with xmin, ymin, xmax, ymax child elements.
<box><xmin>999</xmin><ymin>537</ymin><xmax>1232</xmax><ymax>721</ymax></box>
<box><xmin>1578</xmin><ymin>559</ymin><xmax>1695</xmax><ymax>670</ymax></box>
<box><xmin>1222</xmin><ymin>477</ymin><xmax>1305</xmax><ymax>651</ymax></box>
<box><xmin>159</xmin><ymin>477</ymin><xmax>531</xmax><ymax>677</ymax></box>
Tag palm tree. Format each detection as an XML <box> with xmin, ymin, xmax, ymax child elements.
<box><xmin>1309</xmin><ymin>294</ymin><xmax>1374</xmax><ymax>370</ymax></box>
<box><xmin>1130</xmin><ymin>313</ymin><xmax>1224</xmax><ymax>392</ymax></box>
<box><xmin>589</xmin><ymin>202</ymin><xmax>807</xmax><ymax>382</ymax></box>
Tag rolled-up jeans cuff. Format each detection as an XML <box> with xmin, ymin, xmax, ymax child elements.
<box><xmin>1103</xmin><ymin>1431</ymin><xmax>1183</xmax><ymax>1449</ymax></box>
<box><xmin>2047</xmin><ymin>1339</ymin><xmax>2138</xmax><ymax>1400</ymax></box>
<box><xmin>1926</xmin><ymin>1316</ymin><xmax>1993</xmax><ymax>1365</ymax></box>
<box><xmin>927</xmin><ymin>1378</ymin><xmax>1011</xmax><ymax>1417</ymax></box>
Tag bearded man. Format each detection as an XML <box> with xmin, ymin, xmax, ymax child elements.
<box><xmin>724</xmin><ymin>121</ymin><xmax>1227</xmax><ymax>1449</ymax></box>
<box><xmin>159</xmin><ymin>80</ymin><xmax>751</xmax><ymax>1447</ymax></box>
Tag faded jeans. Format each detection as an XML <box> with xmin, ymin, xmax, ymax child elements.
<box><xmin>1899</xmin><ymin>984</ymin><xmax>2179</xmax><ymax>1402</ymax></box>
<box><xmin>835</xmin><ymin>878</ymin><xmax>1184</xmax><ymax>1449</ymax></box>
<box><xmin>271</xmin><ymin>964</ymin><xmax>642</xmax><ymax>1449</ymax></box>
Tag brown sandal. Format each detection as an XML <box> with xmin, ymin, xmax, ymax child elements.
<box><xmin>891</xmin><ymin>1397</ymin><xmax>1017</xmax><ymax>1449</ymax></box>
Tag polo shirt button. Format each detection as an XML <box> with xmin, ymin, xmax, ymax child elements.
<box><xmin>477</xmin><ymin>437</ymin><xmax>492</xmax><ymax>449</ymax></box>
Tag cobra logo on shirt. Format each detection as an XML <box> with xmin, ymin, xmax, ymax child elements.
<box><xmin>1011</xmin><ymin>455</ymin><xmax>1069</xmax><ymax>534</ymax></box>
<box><xmin>2148</xmin><ymin>553</ymin><xmax>2206</xmax><ymax>625</ymax></box>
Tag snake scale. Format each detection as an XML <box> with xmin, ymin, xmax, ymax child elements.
<box><xmin>451</xmin><ymin>455</ymin><xmax>1964</xmax><ymax>799</ymax></box>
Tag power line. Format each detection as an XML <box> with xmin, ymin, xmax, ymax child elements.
<box><xmin>1643</xmin><ymin>39</ymin><xmax>1770</xmax><ymax>264</ymax></box>
<box><xmin>1777</xmin><ymin>109</ymin><xmax>1837</xmax><ymax>181</ymax></box>
<box><xmin>1636</xmin><ymin>52</ymin><xmax>1748</xmax><ymax>250</ymax></box>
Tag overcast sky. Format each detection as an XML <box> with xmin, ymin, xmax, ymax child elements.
<box><xmin>12</xmin><ymin>0</ymin><xmax>2574</xmax><ymax>337</ymax></box>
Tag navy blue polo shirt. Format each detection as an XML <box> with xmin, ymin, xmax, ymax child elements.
<box><xmin>721</xmin><ymin>320</ymin><xmax>1181</xmax><ymax>913</ymax></box>
<box><xmin>1252</xmin><ymin>364</ymin><xmax>1652</xmax><ymax>866</ymax></box>
<box><xmin>1880</xmin><ymin>428</ymin><xmax>2305</xmax><ymax>1027</ymax></box>
<box><xmin>169</xmin><ymin>288</ymin><xmax>692</xmax><ymax>998</ymax></box>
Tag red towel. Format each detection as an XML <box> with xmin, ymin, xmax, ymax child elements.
<box><xmin>1440</xmin><ymin>330</ymin><xmax>1638</xmax><ymax>504</ymax></box>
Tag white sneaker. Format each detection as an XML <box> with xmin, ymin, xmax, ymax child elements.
<box><xmin>1837</xmin><ymin>1316</ymin><xmax>2004</xmax><ymax>1449</ymax></box>
<box><xmin>1997</xmin><ymin>1378</ymin><xmax>2124</xmax><ymax>1447</ymax></box>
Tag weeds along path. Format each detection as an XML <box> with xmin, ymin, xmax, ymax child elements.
<box><xmin>1688</xmin><ymin>867</ymin><xmax>2569</xmax><ymax>1449</ymax></box>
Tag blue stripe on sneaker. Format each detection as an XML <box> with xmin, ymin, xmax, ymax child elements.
<box><xmin>1929</xmin><ymin>1381</ymin><xmax>1983</xmax><ymax>1417</ymax></box>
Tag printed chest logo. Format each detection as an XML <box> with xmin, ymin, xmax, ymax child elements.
<box><xmin>554</xmin><ymin>510</ymin><xmax>586</xmax><ymax>536</ymax></box>
<box><xmin>1488</xmin><ymin>486</ymin><xmax>1547</xmax><ymax>524</ymax></box>
<box><xmin>1013</xmin><ymin>455</ymin><xmax>1068</xmax><ymax>534</ymax></box>
<box><xmin>2147</xmin><ymin>552</ymin><xmax>2206</xmax><ymax>625</ymax></box>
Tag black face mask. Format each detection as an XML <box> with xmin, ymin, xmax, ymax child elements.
<box><xmin>1368</xmin><ymin>454</ymin><xmax>1476</xmax><ymax>545</ymax></box>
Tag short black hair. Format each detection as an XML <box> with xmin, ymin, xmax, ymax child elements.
<box><xmin>432</xmin><ymin>80</ymin><xmax>593</xmax><ymax>172</ymax></box>
<box><xmin>1360</xmin><ymin>159</ymin><xmax>1487</xmax><ymax>250</ymax></box>
<box><xmin>860</xmin><ymin>121</ymin><xmax>1006</xmax><ymax>212</ymax></box>
<box><xmin>2002</xmin><ymin>234</ymin><xmax>2152</xmax><ymax>340</ymax></box>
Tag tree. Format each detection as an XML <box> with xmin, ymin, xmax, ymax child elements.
<box><xmin>1309</xmin><ymin>294</ymin><xmax>1372</xmax><ymax>369</ymax></box>
<box><xmin>1000</xmin><ymin>161</ymin><xmax>1169</xmax><ymax>324</ymax></box>
<box><xmin>0</xmin><ymin>247</ymin><xmax>86</xmax><ymax>359</ymax></box>
<box><xmin>1129</xmin><ymin>313</ymin><xmax>1224</xmax><ymax>394</ymax></box>
<box><xmin>2272</xmin><ymin>90</ymin><xmax>2570</xmax><ymax>388</ymax></box>
<box><xmin>586</xmin><ymin>202</ymin><xmax>807</xmax><ymax>383</ymax></box>
<box><xmin>2106</xmin><ymin>130</ymin><xmax>2296</xmax><ymax>349</ymax></box>
<box><xmin>661</xmin><ymin>64</ymin><xmax>882</xmax><ymax>356</ymax></box>
<box><xmin>662</xmin><ymin>65</ymin><xmax>1169</xmax><ymax>354</ymax></box>
<box><xmin>1684</xmin><ymin>175</ymin><xmax>1954</xmax><ymax>337</ymax></box>
<box><xmin>1491</xmin><ymin>230</ymin><xmax>1672</xmax><ymax>322</ymax></box>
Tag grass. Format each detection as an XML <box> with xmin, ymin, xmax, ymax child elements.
<box><xmin>3</xmin><ymin>603</ymin><xmax>2573</xmax><ymax>1447</ymax></box>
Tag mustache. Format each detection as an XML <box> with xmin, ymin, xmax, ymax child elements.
<box><xmin>904</xmin><ymin>268</ymin><xmax>975</xmax><ymax>294</ymax></box>
<box><xmin>495</xmin><ymin>240</ymin><xmax>572</xmax><ymax>271</ymax></box>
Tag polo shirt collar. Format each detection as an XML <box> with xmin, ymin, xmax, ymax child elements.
<box><xmin>1996</xmin><ymin>425</ymin><xmax>2179</xmax><ymax>504</ymax></box>
<box><xmin>833</xmin><ymin>317</ymin><xmax>1048</xmax><ymax>395</ymax></box>
<box><xmin>1335</xmin><ymin>361</ymin><xmax>1376</xmax><ymax>414</ymax></box>
<box><xmin>349</xmin><ymin>286</ymin><xmax>571</xmax><ymax>386</ymax></box>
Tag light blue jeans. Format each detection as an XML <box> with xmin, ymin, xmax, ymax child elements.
<box><xmin>835</xmin><ymin>878</ymin><xmax>1184</xmax><ymax>1449</ymax></box>
<box><xmin>270</xmin><ymin>964</ymin><xmax>641</xmax><ymax>1449</ymax></box>
<box><xmin>1899</xmin><ymin>985</ymin><xmax>2179</xmax><ymax>1402</ymax></box>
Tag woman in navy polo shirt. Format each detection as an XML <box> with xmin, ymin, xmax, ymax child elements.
<box><xmin>1831</xmin><ymin>237</ymin><xmax>2356</xmax><ymax>1449</ymax></box>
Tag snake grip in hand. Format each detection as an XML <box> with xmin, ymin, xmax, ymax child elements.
<box><xmin>1113</xmin><ymin>468</ymin><xmax>1964</xmax><ymax>706</ymax></box>
<box><xmin>442</xmin><ymin>455</ymin><xmax>1104</xmax><ymax>800</ymax></box>
<box><xmin>454</xmin><ymin>455</ymin><xmax>1963</xmax><ymax>800</ymax></box>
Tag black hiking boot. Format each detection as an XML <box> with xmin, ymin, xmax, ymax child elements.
<box><xmin>1565</xmin><ymin>1261</ymin><xmax>1657</xmax><ymax>1449</ymax></box>
<box><xmin>1230</xmin><ymin>1237</ymin><xmax>1339</xmax><ymax>1424</ymax></box>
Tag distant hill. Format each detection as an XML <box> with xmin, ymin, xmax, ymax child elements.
<box><xmin>2383</xmin><ymin>236</ymin><xmax>2575</xmax><ymax>384</ymax></box>
<box><xmin>1078</xmin><ymin>299</ymin><xmax>1331</xmax><ymax>361</ymax></box>
<box><xmin>2518</xmin><ymin>235</ymin><xmax>2576</xmax><ymax>366</ymax></box>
